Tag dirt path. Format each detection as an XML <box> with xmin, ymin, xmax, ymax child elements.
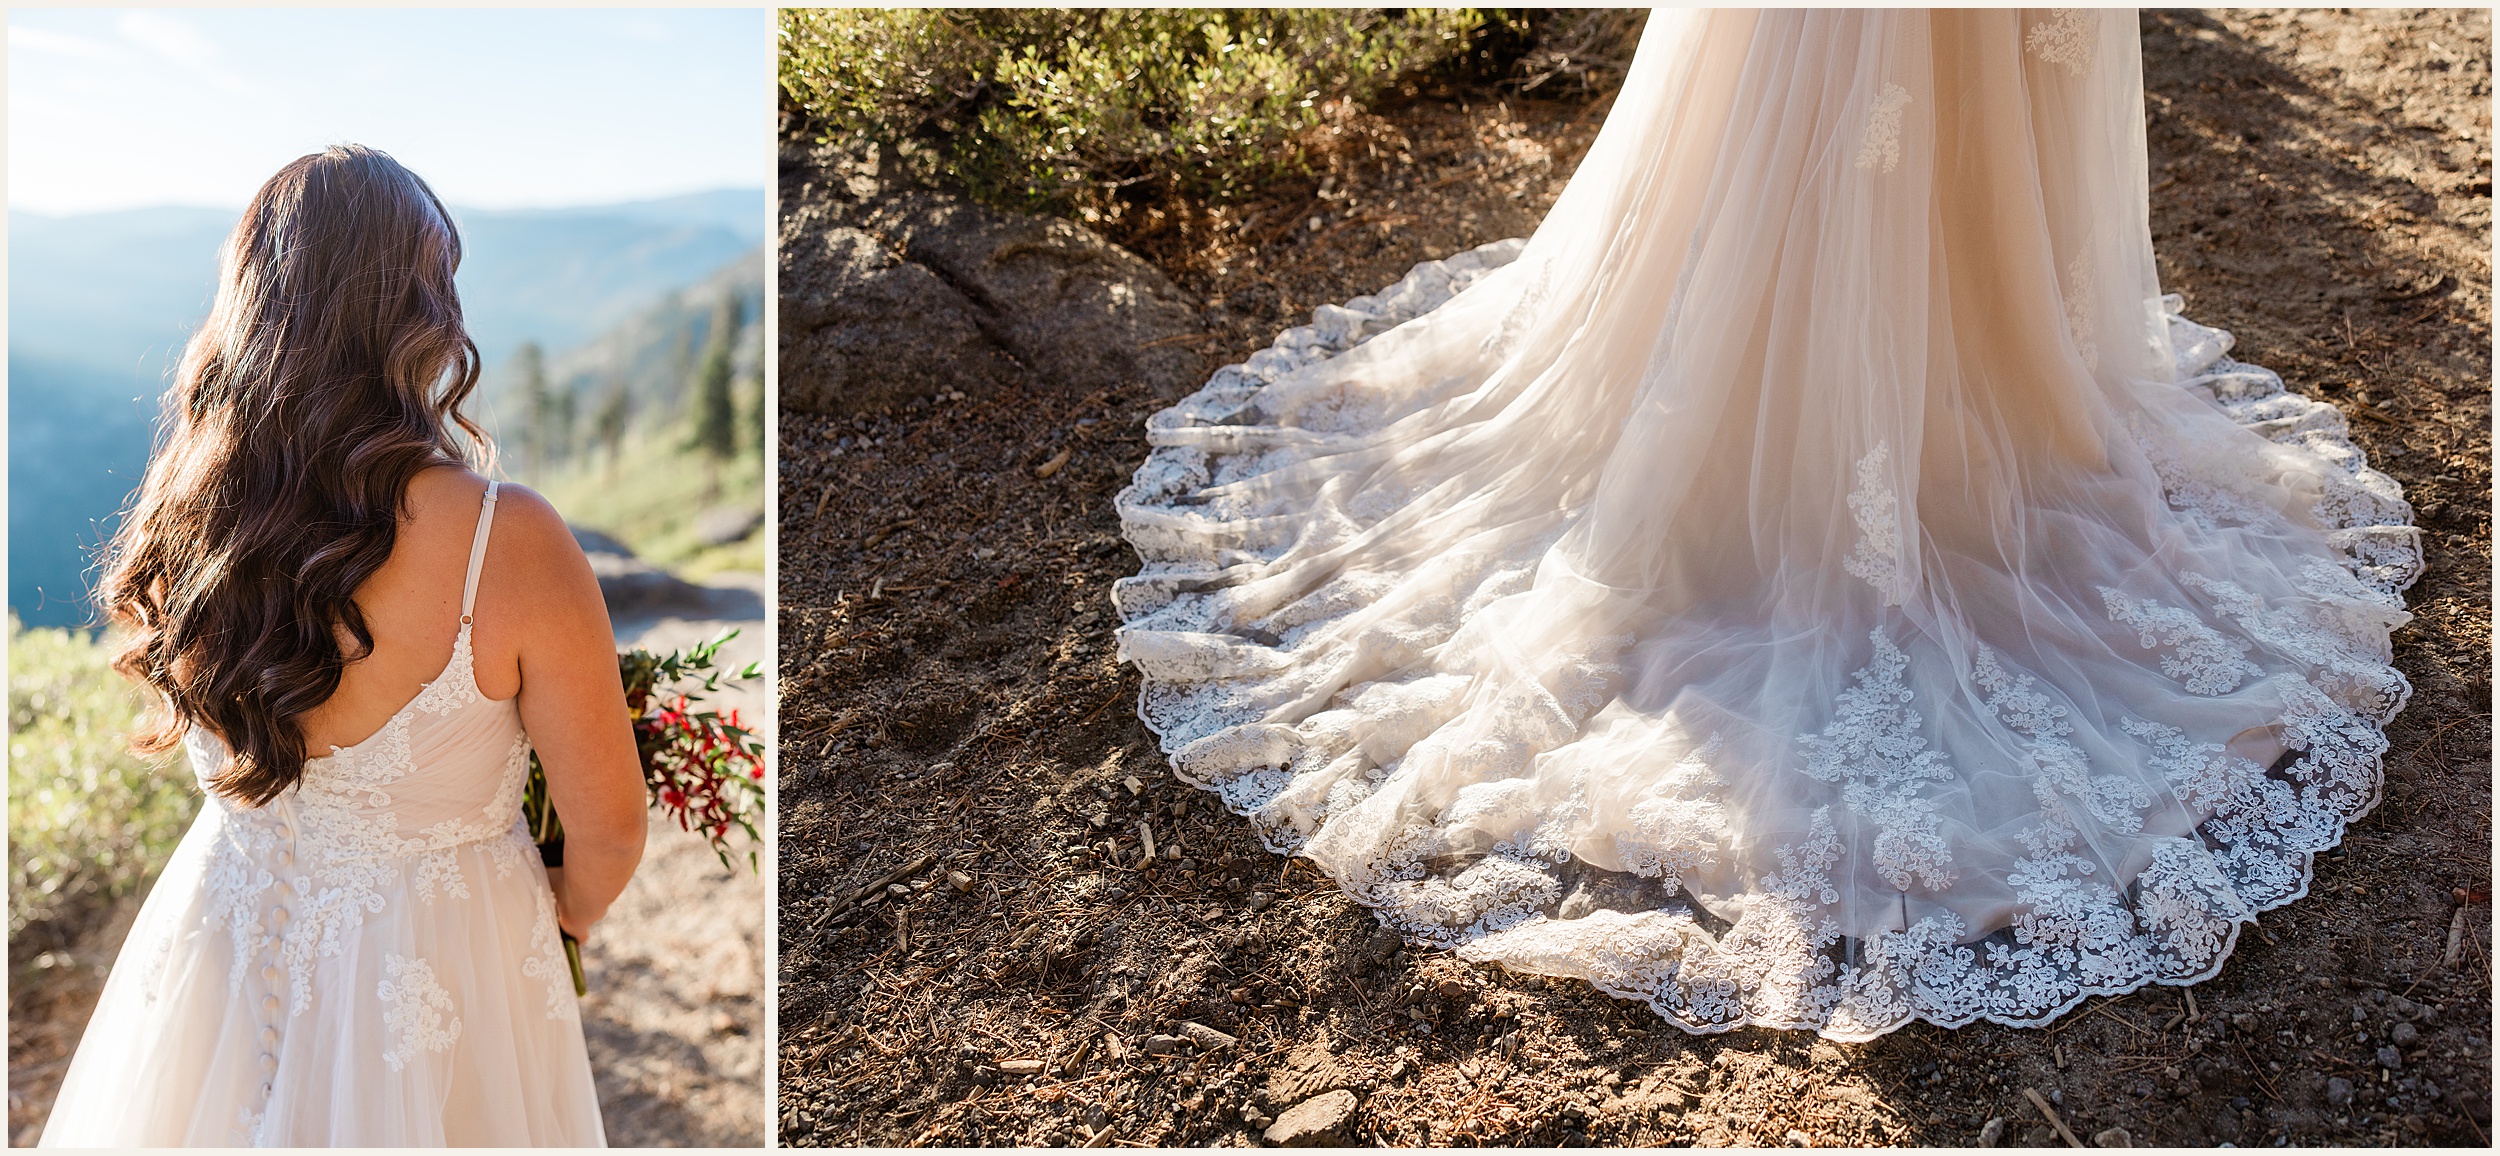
<box><xmin>586</xmin><ymin>579</ymin><xmax>771</xmax><ymax>1147</ymax></box>
<box><xmin>776</xmin><ymin>10</ymin><xmax>2488</xmax><ymax>1148</ymax></box>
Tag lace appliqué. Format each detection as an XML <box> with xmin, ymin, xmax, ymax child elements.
<box><xmin>201</xmin><ymin>809</ymin><xmax>280</xmax><ymax>998</ymax></box>
<box><xmin>204</xmin><ymin>626</ymin><xmax>538</xmax><ymax>1016</ymax></box>
<box><xmin>412</xmin><ymin>850</ymin><xmax>470</xmax><ymax>903</ymax></box>
<box><xmin>2099</xmin><ymin>588</ymin><xmax>2262</xmax><ymax>695</ymax></box>
<box><xmin>233</xmin><ymin>1106</ymin><xmax>268</xmax><ymax>1147</ymax></box>
<box><xmin>1854</xmin><ymin>83</ymin><xmax>1912</xmax><ymax>174</ymax></box>
<box><xmin>2026</xmin><ymin>9</ymin><xmax>2096</xmax><ymax>76</ymax></box>
<box><xmin>1843</xmin><ymin>442</ymin><xmax>1904</xmax><ymax>604</ymax></box>
<box><xmin>378</xmin><ymin>954</ymin><xmax>462</xmax><ymax>1071</ymax></box>
<box><xmin>1116</xmin><ymin>245</ymin><xmax>2411</xmax><ymax>1043</ymax></box>
<box><xmin>2062</xmin><ymin>251</ymin><xmax>2100</xmax><ymax>373</ymax></box>
<box><xmin>1798</xmin><ymin>631</ymin><xmax>1957</xmax><ymax>891</ymax></box>
<box><xmin>1974</xmin><ymin>647</ymin><xmax>2146</xmax><ymax>832</ymax></box>
<box><xmin>522</xmin><ymin>883</ymin><xmax>579</xmax><ymax>1021</ymax></box>
<box><xmin>1613</xmin><ymin>734</ymin><xmax>1727</xmax><ymax>891</ymax></box>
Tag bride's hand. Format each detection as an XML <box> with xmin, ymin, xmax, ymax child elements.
<box><xmin>545</xmin><ymin>866</ymin><xmax>604</xmax><ymax>940</ymax></box>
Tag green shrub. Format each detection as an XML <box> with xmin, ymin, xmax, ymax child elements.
<box><xmin>7</xmin><ymin>616</ymin><xmax>198</xmax><ymax>950</ymax></box>
<box><xmin>780</xmin><ymin>8</ymin><xmax>1489</xmax><ymax>217</ymax></box>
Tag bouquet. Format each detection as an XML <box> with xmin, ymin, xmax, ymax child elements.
<box><xmin>522</xmin><ymin>629</ymin><xmax>766</xmax><ymax>994</ymax></box>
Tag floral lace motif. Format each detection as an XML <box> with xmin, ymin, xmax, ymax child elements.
<box><xmin>1613</xmin><ymin>735</ymin><xmax>1726</xmax><ymax>892</ymax></box>
<box><xmin>1854</xmin><ymin>83</ymin><xmax>1913</xmax><ymax>174</ymax></box>
<box><xmin>198</xmin><ymin>626</ymin><xmax>539</xmax><ymax>1017</ymax></box>
<box><xmin>522</xmin><ymin>882</ymin><xmax>579</xmax><ymax>1022</ymax></box>
<box><xmin>377</xmin><ymin>954</ymin><xmax>462</xmax><ymax>1071</ymax></box>
<box><xmin>233</xmin><ymin>1106</ymin><xmax>267</xmax><ymax>1147</ymax></box>
<box><xmin>2099</xmin><ymin>587</ymin><xmax>2263</xmax><ymax>695</ymax></box>
<box><xmin>1117</xmin><ymin>245</ymin><xmax>2413</xmax><ymax>1041</ymax></box>
<box><xmin>2062</xmin><ymin>250</ymin><xmax>2100</xmax><ymax>372</ymax></box>
<box><xmin>2025</xmin><ymin>9</ymin><xmax>2096</xmax><ymax>77</ymax></box>
<box><xmin>1842</xmin><ymin>442</ymin><xmax>1904</xmax><ymax>604</ymax></box>
<box><xmin>1798</xmin><ymin>631</ymin><xmax>1957</xmax><ymax>891</ymax></box>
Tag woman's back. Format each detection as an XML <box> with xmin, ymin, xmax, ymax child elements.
<box><xmin>43</xmin><ymin>145</ymin><xmax>644</xmax><ymax>1147</ymax></box>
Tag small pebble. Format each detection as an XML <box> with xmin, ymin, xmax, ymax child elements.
<box><xmin>2093</xmin><ymin>1126</ymin><xmax>2134</xmax><ymax>1147</ymax></box>
<box><xmin>1178</xmin><ymin>1021</ymin><xmax>1238</xmax><ymax>1051</ymax></box>
<box><xmin>2377</xmin><ymin>1046</ymin><xmax>2404</xmax><ymax>1071</ymax></box>
<box><xmin>2326</xmin><ymin>1076</ymin><xmax>2355</xmax><ymax>1107</ymax></box>
<box><xmin>1978</xmin><ymin>1117</ymin><xmax>2006</xmax><ymax>1146</ymax></box>
<box><xmin>2390</xmin><ymin>1022</ymin><xmax>2420</xmax><ymax>1046</ymax></box>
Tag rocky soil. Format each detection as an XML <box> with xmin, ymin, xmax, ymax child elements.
<box><xmin>775</xmin><ymin>10</ymin><xmax>2489</xmax><ymax>1148</ymax></box>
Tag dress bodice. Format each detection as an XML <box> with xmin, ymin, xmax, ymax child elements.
<box><xmin>185</xmin><ymin>624</ymin><xmax>533</xmax><ymax>860</ymax></box>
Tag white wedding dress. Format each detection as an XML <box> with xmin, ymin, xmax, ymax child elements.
<box><xmin>42</xmin><ymin>483</ymin><xmax>607</xmax><ymax>1145</ymax></box>
<box><xmin>1116</xmin><ymin>9</ymin><xmax>2417</xmax><ymax>1040</ymax></box>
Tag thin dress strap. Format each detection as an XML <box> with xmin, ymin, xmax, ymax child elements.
<box><xmin>460</xmin><ymin>481</ymin><xmax>500</xmax><ymax>626</ymax></box>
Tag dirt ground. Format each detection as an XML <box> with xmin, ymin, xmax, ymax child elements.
<box><xmin>584</xmin><ymin>591</ymin><xmax>772</xmax><ymax>1147</ymax></box>
<box><xmin>4</xmin><ymin>582</ymin><xmax>770</xmax><ymax>1148</ymax></box>
<box><xmin>775</xmin><ymin>10</ymin><xmax>2489</xmax><ymax>1148</ymax></box>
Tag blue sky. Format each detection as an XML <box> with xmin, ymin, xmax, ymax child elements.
<box><xmin>8</xmin><ymin>8</ymin><xmax>769</xmax><ymax>214</ymax></box>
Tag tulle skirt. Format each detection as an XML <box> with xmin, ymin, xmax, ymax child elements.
<box><xmin>39</xmin><ymin>806</ymin><xmax>605</xmax><ymax>1146</ymax></box>
<box><xmin>1114</xmin><ymin>8</ymin><xmax>2416</xmax><ymax>1039</ymax></box>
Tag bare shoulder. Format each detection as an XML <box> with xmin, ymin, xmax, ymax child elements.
<box><xmin>403</xmin><ymin>464</ymin><xmax>490</xmax><ymax>527</ymax></box>
<box><xmin>481</xmin><ymin>483</ymin><xmax>589</xmax><ymax>574</ymax></box>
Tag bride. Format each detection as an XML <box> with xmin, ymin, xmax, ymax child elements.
<box><xmin>1116</xmin><ymin>9</ymin><xmax>2417</xmax><ymax>1039</ymax></box>
<box><xmin>41</xmin><ymin>145</ymin><xmax>646</xmax><ymax>1145</ymax></box>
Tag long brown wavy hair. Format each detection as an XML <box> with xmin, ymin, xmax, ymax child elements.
<box><xmin>100</xmin><ymin>144</ymin><xmax>489</xmax><ymax>806</ymax></box>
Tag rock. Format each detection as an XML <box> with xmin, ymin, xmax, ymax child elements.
<box><xmin>1250</xmin><ymin>892</ymin><xmax>1274</xmax><ymax>912</ymax></box>
<box><xmin>2390</xmin><ymin>1022</ymin><xmax>2420</xmax><ymax>1046</ymax></box>
<box><xmin>571</xmin><ymin>526</ymin><xmax>636</xmax><ymax>556</ymax></box>
<box><xmin>1365</xmin><ymin>929</ymin><xmax>1402</xmax><ymax>963</ymax></box>
<box><xmin>2326</xmin><ymin>1077</ymin><xmax>2356</xmax><ymax>1107</ymax></box>
<box><xmin>1437</xmin><ymin>979</ymin><xmax>1470</xmax><ymax>1001</ymax></box>
<box><xmin>1263</xmin><ymin>1089</ymin><xmax>1358</xmax><ymax>1147</ymax></box>
<box><xmin>577</xmin><ymin>540</ymin><xmax>710</xmax><ymax>617</ymax></box>
<box><xmin>2093</xmin><ymin>1126</ymin><xmax>2134</xmax><ymax>1147</ymax></box>
<box><xmin>778</xmin><ymin>140</ymin><xmax>1205</xmax><ymax>416</ymax></box>
<box><xmin>1786</xmin><ymin>1128</ymin><xmax>1812</xmax><ymax>1146</ymax></box>
<box><xmin>1178</xmin><ymin>1022</ymin><xmax>1238</xmax><ymax>1051</ymax></box>
<box><xmin>1978</xmin><ymin>1117</ymin><xmax>2007</xmax><ymax>1146</ymax></box>
<box><xmin>2377</xmin><ymin>1045</ymin><xmax>2404</xmax><ymax>1071</ymax></box>
<box><xmin>693</xmin><ymin>503</ymin><xmax>765</xmax><ymax>547</ymax></box>
<box><xmin>1141</xmin><ymin>1034</ymin><xmax>1191</xmax><ymax>1056</ymax></box>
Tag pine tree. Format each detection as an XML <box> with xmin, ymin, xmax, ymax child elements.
<box><xmin>687</xmin><ymin>291</ymin><xmax>744</xmax><ymax>495</ymax></box>
<box><xmin>514</xmin><ymin>341</ymin><xmax>550</xmax><ymax>475</ymax></box>
<box><xmin>594</xmin><ymin>381</ymin><xmax>632</xmax><ymax>477</ymax></box>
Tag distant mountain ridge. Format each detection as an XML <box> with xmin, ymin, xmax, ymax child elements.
<box><xmin>7</xmin><ymin>189</ymin><xmax>765</xmax><ymax>625</ymax></box>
